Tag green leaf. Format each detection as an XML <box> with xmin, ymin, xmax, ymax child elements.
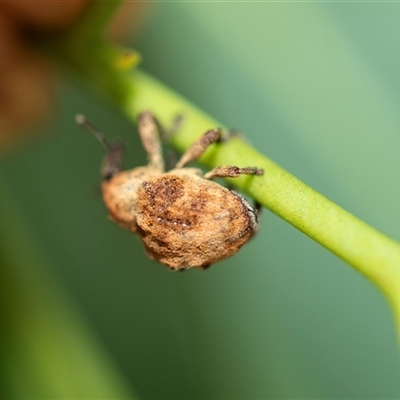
<box><xmin>0</xmin><ymin>175</ymin><xmax>136</xmax><ymax>399</ymax></box>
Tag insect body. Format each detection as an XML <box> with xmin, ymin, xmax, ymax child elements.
<box><xmin>77</xmin><ymin>112</ymin><xmax>263</xmax><ymax>271</ymax></box>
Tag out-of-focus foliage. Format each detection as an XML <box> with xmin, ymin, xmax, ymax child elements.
<box><xmin>0</xmin><ymin>0</ymin><xmax>88</xmax><ymax>149</ymax></box>
<box><xmin>2</xmin><ymin>2</ymin><xmax>400</xmax><ymax>399</ymax></box>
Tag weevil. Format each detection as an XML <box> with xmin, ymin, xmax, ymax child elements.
<box><xmin>76</xmin><ymin>112</ymin><xmax>263</xmax><ymax>271</ymax></box>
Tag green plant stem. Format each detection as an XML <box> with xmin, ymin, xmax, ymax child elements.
<box><xmin>48</xmin><ymin>34</ymin><xmax>400</xmax><ymax>333</ymax></box>
<box><xmin>118</xmin><ymin>70</ymin><xmax>400</xmax><ymax>330</ymax></box>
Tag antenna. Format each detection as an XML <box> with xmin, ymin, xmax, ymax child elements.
<box><xmin>75</xmin><ymin>114</ymin><xmax>110</xmax><ymax>151</ymax></box>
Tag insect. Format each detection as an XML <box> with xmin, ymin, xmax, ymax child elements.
<box><xmin>76</xmin><ymin>112</ymin><xmax>264</xmax><ymax>271</ymax></box>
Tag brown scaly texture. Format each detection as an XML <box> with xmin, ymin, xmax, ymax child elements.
<box><xmin>102</xmin><ymin>166</ymin><xmax>160</xmax><ymax>231</ymax></box>
<box><xmin>135</xmin><ymin>171</ymin><xmax>254</xmax><ymax>270</ymax></box>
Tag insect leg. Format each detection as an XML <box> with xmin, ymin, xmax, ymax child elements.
<box><xmin>204</xmin><ymin>166</ymin><xmax>264</xmax><ymax>180</ymax></box>
<box><xmin>160</xmin><ymin>114</ymin><xmax>185</xmax><ymax>142</ymax></box>
<box><xmin>137</xmin><ymin>111</ymin><xmax>164</xmax><ymax>171</ymax></box>
<box><xmin>175</xmin><ymin>128</ymin><xmax>222</xmax><ymax>168</ymax></box>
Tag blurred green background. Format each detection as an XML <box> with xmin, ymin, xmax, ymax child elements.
<box><xmin>2</xmin><ymin>2</ymin><xmax>400</xmax><ymax>399</ymax></box>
